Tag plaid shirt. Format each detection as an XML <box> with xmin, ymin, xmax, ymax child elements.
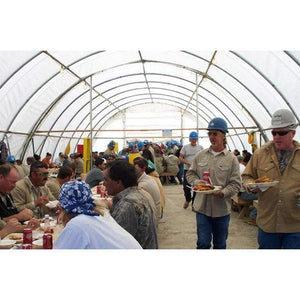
<box><xmin>110</xmin><ymin>186</ymin><xmax>158</xmax><ymax>249</ymax></box>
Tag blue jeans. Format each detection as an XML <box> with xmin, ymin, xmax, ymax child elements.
<box><xmin>183</xmin><ymin>170</ymin><xmax>196</xmax><ymax>203</ymax></box>
<box><xmin>196</xmin><ymin>212</ymin><xmax>230</xmax><ymax>249</ymax></box>
<box><xmin>258</xmin><ymin>227</ymin><xmax>300</xmax><ymax>249</ymax></box>
<box><xmin>177</xmin><ymin>163</ymin><xmax>184</xmax><ymax>184</ymax></box>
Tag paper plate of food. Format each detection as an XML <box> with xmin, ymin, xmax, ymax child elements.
<box><xmin>32</xmin><ymin>239</ymin><xmax>43</xmax><ymax>249</ymax></box>
<box><xmin>40</xmin><ymin>216</ymin><xmax>55</xmax><ymax>223</ymax></box>
<box><xmin>247</xmin><ymin>176</ymin><xmax>279</xmax><ymax>192</ymax></box>
<box><xmin>190</xmin><ymin>183</ymin><xmax>222</xmax><ymax>194</ymax></box>
<box><xmin>40</xmin><ymin>221</ymin><xmax>56</xmax><ymax>230</ymax></box>
<box><xmin>247</xmin><ymin>176</ymin><xmax>279</xmax><ymax>191</ymax></box>
<box><xmin>4</xmin><ymin>233</ymin><xmax>23</xmax><ymax>243</ymax></box>
<box><xmin>0</xmin><ymin>239</ymin><xmax>17</xmax><ymax>249</ymax></box>
<box><xmin>45</xmin><ymin>200</ymin><xmax>59</xmax><ymax>209</ymax></box>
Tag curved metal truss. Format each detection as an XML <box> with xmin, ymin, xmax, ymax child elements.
<box><xmin>0</xmin><ymin>50</ymin><xmax>299</xmax><ymax>160</ymax></box>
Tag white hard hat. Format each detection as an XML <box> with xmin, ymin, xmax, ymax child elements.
<box><xmin>270</xmin><ymin>109</ymin><xmax>297</xmax><ymax>129</ymax></box>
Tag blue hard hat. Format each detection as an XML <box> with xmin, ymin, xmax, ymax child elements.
<box><xmin>128</xmin><ymin>142</ymin><xmax>134</xmax><ymax>148</ymax></box>
<box><xmin>207</xmin><ymin>117</ymin><xmax>228</xmax><ymax>133</ymax></box>
<box><xmin>137</xmin><ymin>141</ymin><xmax>144</xmax><ymax>150</ymax></box>
<box><xmin>143</xmin><ymin>140</ymin><xmax>149</xmax><ymax>145</ymax></box>
<box><xmin>108</xmin><ymin>140</ymin><xmax>115</xmax><ymax>147</ymax></box>
<box><xmin>189</xmin><ymin>131</ymin><xmax>198</xmax><ymax>139</ymax></box>
<box><xmin>7</xmin><ymin>155</ymin><xmax>16</xmax><ymax>163</ymax></box>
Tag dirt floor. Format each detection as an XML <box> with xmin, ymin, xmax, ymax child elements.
<box><xmin>157</xmin><ymin>184</ymin><xmax>258</xmax><ymax>249</ymax></box>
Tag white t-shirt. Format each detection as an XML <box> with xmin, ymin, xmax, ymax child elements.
<box><xmin>180</xmin><ymin>143</ymin><xmax>203</xmax><ymax>170</ymax></box>
<box><xmin>54</xmin><ymin>213</ymin><xmax>142</xmax><ymax>249</ymax></box>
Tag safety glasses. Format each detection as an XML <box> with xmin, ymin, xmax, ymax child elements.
<box><xmin>271</xmin><ymin>130</ymin><xmax>291</xmax><ymax>136</ymax></box>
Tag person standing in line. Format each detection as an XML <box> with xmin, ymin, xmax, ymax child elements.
<box><xmin>180</xmin><ymin>131</ymin><xmax>203</xmax><ymax>209</ymax></box>
<box><xmin>104</xmin><ymin>140</ymin><xmax>118</xmax><ymax>157</ymax></box>
<box><xmin>163</xmin><ymin>150</ymin><xmax>180</xmax><ymax>184</ymax></box>
<box><xmin>186</xmin><ymin>118</ymin><xmax>241</xmax><ymax>249</ymax></box>
<box><xmin>242</xmin><ymin>109</ymin><xmax>300</xmax><ymax>249</ymax></box>
<box><xmin>175</xmin><ymin>142</ymin><xmax>184</xmax><ymax>184</ymax></box>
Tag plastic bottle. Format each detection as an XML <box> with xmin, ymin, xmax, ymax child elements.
<box><xmin>44</xmin><ymin>214</ymin><xmax>50</xmax><ymax>232</ymax></box>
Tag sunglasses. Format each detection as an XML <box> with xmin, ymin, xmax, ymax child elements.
<box><xmin>271</xmin><ymin>130</ymin><xmax>291</xmax><ymax>136</ymax></box>
<box><xmin>35</xmin><ymin>171</ymin><xmax>49</xmax><ymax>177</ymax></box>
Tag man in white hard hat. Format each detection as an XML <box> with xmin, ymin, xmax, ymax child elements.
<box><xmin>242</xmin><ymin>109</ymin><xmax>300</xmax><ymax>249</ymax></box>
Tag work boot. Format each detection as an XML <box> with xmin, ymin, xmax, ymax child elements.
<box><xmin>183</xmin><ymin>201</ymin><xmax>189</xmax><ymax>209</ymax></box>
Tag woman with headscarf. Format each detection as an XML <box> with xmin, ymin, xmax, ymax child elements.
<box><xmin>54</xmin><ymin>180</ymin><xmax>142</xmax><ymax>249</ymax></box>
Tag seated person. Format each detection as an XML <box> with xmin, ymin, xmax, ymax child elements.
<box><xmin>42</xmin><ymin>152</ymin><xmax>55</xmax><ymax>168</ymax></box>
<box><xmin>142</xmin><ymin>149</ymin><xmax>158</xmax><ymax>172</ymax></box>
<box><xmin>0</xmin><ymin>218</ymin><xmax>24</xmax><ymax>239</ymax></box>
<box><xmin>11</xmin><ymin>161</ymin><xmax>57</xmax><ymax>218</ymax></box>
<box><xmin>0</xmin><ymin>163</ymin><xmax>40</xmax><ymax>237</ymax></box>
<box><xmin>85</xmin><ymin>157</ymin><xmax>106</xmax><ymax>188</ymax></box>
<box><xmin>46</xmin><ymin>165</ymin><xmax>73</xmax><ymax>199</ymax></box>
<box><xmin>133</xmin><ymin>157</ymin><xmax>161</xmax><ymax>227</ymax></box>
<box><xmin>54</xmin><ymin>180</ymin><xmax>142</xmax><ymax>249</ymax></box>
<box><xmin>103</xmin><ymin>160</ymin><xmax>158</xmax><ymax>249</ymax></box>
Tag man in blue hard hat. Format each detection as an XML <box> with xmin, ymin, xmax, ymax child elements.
<box><xmin>104</xmin><ymin>140</ymin><xmax>117</xmax><ymax>157</ymax></box>
<box><xmin>180</xmin><ymin>131</ymin><xmax>203</xmax><ymax>209</ymax></box>
<box><xmin>187</xmin><ymin>118</ymin><xmax>241</xmax><ymax>249</ymax></box>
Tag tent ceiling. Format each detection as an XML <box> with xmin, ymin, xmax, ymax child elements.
<box><xmin>0</xmin><ymin>50</ymin><xmax>299</xmax><ymax>159</ymax></box>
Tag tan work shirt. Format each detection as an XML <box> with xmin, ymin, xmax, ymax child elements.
<box><xmin>187</xmin><ymin>147</ymin><xmax>241</xmax><ymax>217</ymax></box>
<box><xmin>242</xmin><ymin>140</ymin><xmax>300</xmax><ymax>233</ymax></box>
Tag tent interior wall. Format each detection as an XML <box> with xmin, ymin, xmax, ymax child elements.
<box><xmin>0</xmin><ymin>50</ymin><xmax>299</xmax><ymax>162</ymax></box>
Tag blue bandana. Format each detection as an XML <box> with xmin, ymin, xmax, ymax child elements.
<box><xmin>59</xmin><ymin>180</ymin><xmax>99</xmax><ymax>216</ymax></box>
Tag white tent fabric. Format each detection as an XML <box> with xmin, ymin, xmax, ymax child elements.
<box><xmin>0</xmin><ymin>50</ymin><xmax>299</xmax><ymax>160</ymax></box>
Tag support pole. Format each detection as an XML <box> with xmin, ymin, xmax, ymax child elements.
<box><xmin>122</xmin><ymin>110</ymin><xmax>126</xmax><ymax>148</ymax></box>
<box><xmin>196</xmin><ymin>73</ymin><xmax>199</xmax><ymax>137</ymax></box>
<box><xmin>89</xmin><ymin>76</ymin><xmax>93</xmax><ymax>169</ymax></box>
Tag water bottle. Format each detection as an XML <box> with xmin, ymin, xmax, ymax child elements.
<box><xmin>44</xmin><ymin>214</ymin><xmax>50</xmax><ymax>232</ymax></box>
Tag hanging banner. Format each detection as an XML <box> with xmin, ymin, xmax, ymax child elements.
<box><xmin>162</xmin><ymin>129</ymin><xmax>172</xmax><ymax>137</ymax></box>
<box><xmin>65</xmin><ymin>142</ymin><xmax>71</xmax><ymax>155</ymax></box>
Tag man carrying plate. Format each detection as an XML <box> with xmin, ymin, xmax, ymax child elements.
<box><xmin>186</xmin><ymin>117</ymin><xmax>241</xmax><ymax>249</ymax></box>
<box><xmin>242</xmin><ymin>109</ymin><xmax>300</xmax><ymax>249</ymax></box>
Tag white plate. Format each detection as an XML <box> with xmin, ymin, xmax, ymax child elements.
<box><xmin>248</xmin><ymin>181</ymin><xmax>279</xmax><ymax>188</ymax></box>
<box><xmin>45</xmin><ymin>200</ymin><xmax>59</xmax><ymax>209</ymax></box>
<box><xmin>32</xmin><ymin>239</ymin><xmax>43</xmax><ymax>248</ymax></box>
<box><xmin>190</xmin><ymin>185</ymin><xmax>222</xmax><ymax>194</ymax></box>
<box><xmin>5</xmin><ymin>233</ymin><xmax>23</xmax><ymax>243</ymax></box>
<box><xmin>33</xmin><ymin>232</ymin><xmax>43</xmax><ymax>240</ymax></box>
<box><xmin>247</xmin><ymin>181</ymin><xmax>279</xmax><ymax>192</ymax></box>
<box><xmin>0</xmin><ymin>239</ymin><xmax>16</xmax><ymax>249</ymax></box>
